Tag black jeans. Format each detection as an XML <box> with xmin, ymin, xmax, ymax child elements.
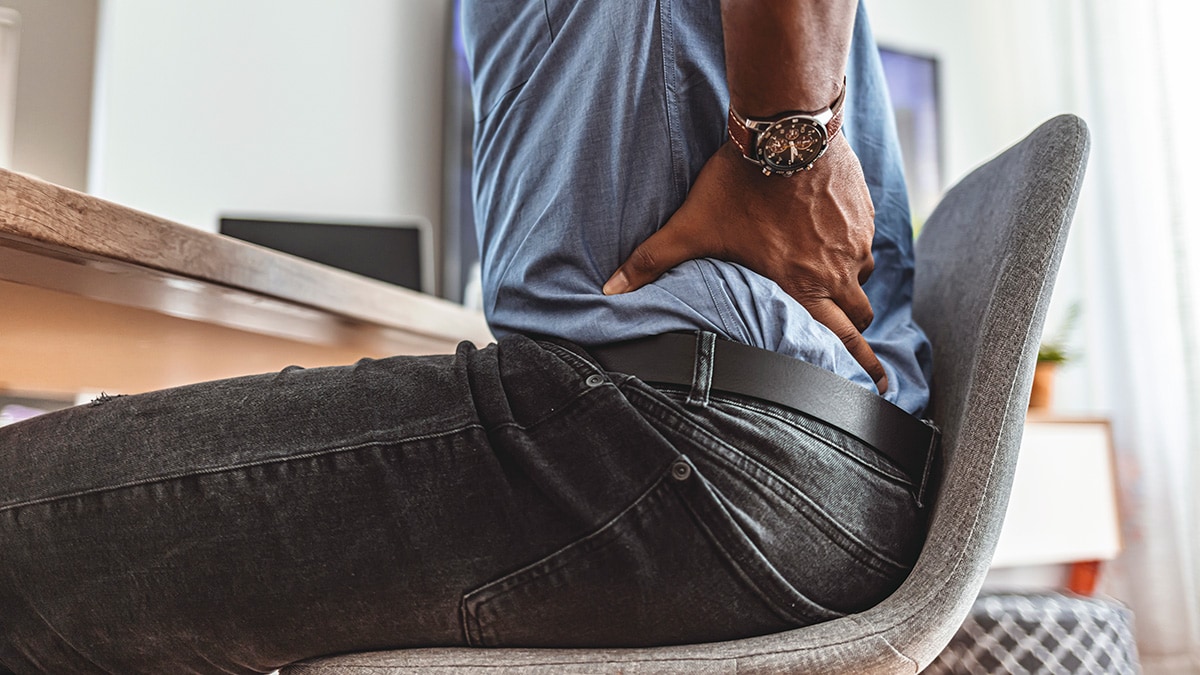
<box><xmin>0</xmin><ymin>334</ymin><xmax>925</xmax><ymax>674</ymax></box>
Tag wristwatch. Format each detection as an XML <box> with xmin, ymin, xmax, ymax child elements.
<box><xmin>727</xmin><ymin>79</ymin><xmax>847</xmax><ymax>176</ymax></box>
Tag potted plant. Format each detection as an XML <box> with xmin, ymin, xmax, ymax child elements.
<box><xmin>1030</xmin><ymin>303</ymin><xmax>1080</xmax><ymax>410</ymax></box>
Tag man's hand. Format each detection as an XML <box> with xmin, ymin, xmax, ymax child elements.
<box><xmin>602</xmin><ymin>134</ymin><xmax>888</xmax><ymax>393</ymax></box>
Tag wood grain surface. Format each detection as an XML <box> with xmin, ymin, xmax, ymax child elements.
<box><xmin>0</xmin><ymin>168</ymin><xmax>493</xmax><ymax>347</ymax></box>
<box><xmin>0</xmin><ymin>168</ymin><xmax>495</xmax><ymax>394</ymax></box>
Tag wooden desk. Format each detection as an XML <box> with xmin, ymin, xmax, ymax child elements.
<box><xmin>0</xmin><ymin>169</ymin><xmax>493</xmax><ymax>396</ymax></box>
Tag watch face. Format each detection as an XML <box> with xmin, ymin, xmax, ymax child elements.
<box><xmin>757</xmin><ymin>116</ymin><xmax>828</xmax><ymax>173</ymax></box>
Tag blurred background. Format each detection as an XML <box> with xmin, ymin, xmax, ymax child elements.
<box><xmin>0</xmin><ymin>0</ymin><xmax>1195</xmax><ymax>672</ymax></box>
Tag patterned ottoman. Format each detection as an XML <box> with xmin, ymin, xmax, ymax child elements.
<box><xmin>926</xmin><ymin>593</ymin><xmax>1139</xmax><ymax>674</ymax></box>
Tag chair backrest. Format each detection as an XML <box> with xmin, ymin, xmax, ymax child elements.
<box><xmin>282</xmin><ymin>115</ymin><xmax>1091</xmax><ymax>675</ymax></box>
<box><xmin>891</xmin><ymin>113</ymin><xmax>1090</xmax><ymax>668</ymax></box>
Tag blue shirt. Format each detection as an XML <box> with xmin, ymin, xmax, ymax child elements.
<box><xmin>462</xmin><ymin>0</ymin><xmax>932</xmax><ymax>415</ymax></box>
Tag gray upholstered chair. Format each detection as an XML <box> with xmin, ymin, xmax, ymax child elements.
<box><xmin>282</xmin><ymin>115</ymin><xmax>1091</xmax><ymax>675</ymax></box>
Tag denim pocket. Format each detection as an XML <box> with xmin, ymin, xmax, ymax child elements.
<box><xmin>458</xmin><ymin>366</ymin><xmax>925</xmax><ymax>647</ymax></box>
<box><xmin>459</xmin><ymin>460</ymin><xmax>804</xmax><ymax>648</ymax></box>
<box><xmin>626</xmin><ymin>383</ymin><xmax>925</xmax><ymax>617</ymax></box>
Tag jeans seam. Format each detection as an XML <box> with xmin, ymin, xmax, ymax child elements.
<box><xmin>0</xmin><ymin>424</ymin><xmax>486</xmax><ymax>515</ymax></box>
<box><xmin>4</xmin><ymin>379</ymin><xmax>613</xmax><ymax>514</ymax></box>
<box><xmin>673</xmin><ymin>467</ymin><xmax>840</xmax><ymax>625</ymax></box>
<box><xmin>489</xmin><ymin>381</ymin><xmax>609</xmax><ymax>434</ymax></box>
<box><xmin>703</xmin><ymin>395</ymin><xmax>916</xmax><ymax>489</ymax></box>
<box><xmin>695</xmin><ymin>428</ymin><xmax>909</xmax><ymax>575</ymax></box>
<box><xmin>685</xmin><ymin>331</ymin><xmax>715</xmax><ymax>407</ymax></box>
<box><xmin>460</xmin><ymin>471</ymin><xmax>672</xmax><ymax>646</ymax></box>
<box><xmin>17</xmin><ymin>606</ymin><xmax>107</xmax><ymax>674</ymax></box>
<box><xmin>622</xmin><ymin>382</ymin><xmax>910</xmax><ymax>574</ymax></box>
<box><xmin>535</xmin><ymin>341</ymin><xmax>605</xmax><ymax>378</ymax></box>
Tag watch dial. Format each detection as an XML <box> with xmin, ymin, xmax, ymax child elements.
<box><xmin>759</xmin><ymin>117</ymin><xmax>827</xmax><ymax>172</ymax></box>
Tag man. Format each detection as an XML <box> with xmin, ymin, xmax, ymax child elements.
<box><xmin>0</xmin><ymin>1</ymin><xmax>933</xmax><ymax>672</ymax></box>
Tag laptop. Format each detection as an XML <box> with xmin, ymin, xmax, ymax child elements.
<box><xmin>219</xmin><ymin>216</ymin><xmax>432</xmax><ymax>294</ymax></box>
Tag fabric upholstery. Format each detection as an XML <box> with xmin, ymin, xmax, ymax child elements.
<box><xmin>926</xmin><ymin>593</ymin><xmax>1138</xmax><ymax>674</ymax></box>
<box><xmin>281</xmin><ymin>115</ymin><xmax>1091</xmax><ymax>675</ymax></box>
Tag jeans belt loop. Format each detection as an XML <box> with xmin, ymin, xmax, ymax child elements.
<box><xmin>585</xmin><ymin>332</ymin><xmax>938</xmax><ymax>500</ymax></box>
<box><xmin>914</xmin><ymin>419</ymin><xmax>942</xmax><ymax>509</ymax></box>
<box><xmin>686</xmin><ymin>332</ymin><xmax>717</xmax><ymax>408</ymax></box>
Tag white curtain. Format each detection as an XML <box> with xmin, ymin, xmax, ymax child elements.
<box><xmin>1067</xmin><ymin>1</ymin><xmax>1200</xmax><ymax>672</ymax></box>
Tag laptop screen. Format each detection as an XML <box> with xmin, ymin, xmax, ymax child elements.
<box><xmin>220</xmin><ymin>217</ymin><xmax>426</xmax><ymax>292</ymax></box>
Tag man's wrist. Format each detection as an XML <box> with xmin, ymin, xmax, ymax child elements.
<box><xmin>730</xmin><ymin>74</ymin><xmax>845</xmax><ymax>120</ymax></box>
<box><xmin>721</xmin><ymin>0</ymin><xmax>858</xmax><ymax>116</ymax></box>
<box><xmin>727</xmin><ymin>78</ymin><xmax>846</xmax><ymax>176</ymax></box>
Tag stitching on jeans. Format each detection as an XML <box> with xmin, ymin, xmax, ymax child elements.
<box><xmin>2</xmin><ymin>352</ymin><xmax>613</xmax><ymax>516</ymax></box>
<box><xmin>637</xmin><ymin>384</ymin><xmax>909</xmax><ymax>573</ymax></box>
<box><xmin>19</xmin><ymin>605</ymin><xmax>108</xmax><ymax>674</ymax></box>
<box><xmin>535</xmin><ymin>341</ymin><xmax>604</xmax><ymax>378</ymax></box>
<box><xmin>622</xmin><ymin>384</ymin><xmax>910</xmax><ymax>574</ymax></box>
<box><xmin>700</xmin><ymin>394</ymin><xmax>914</xmax><ymax>488</ymax></box>
<box><xmin>460</xmin><ymin>473</ymin><xmax>671</xmax><ymax>646</ymax></box>
<box><xmin>0</xmin><ymin>424</ymin><xmax>486</xmax><ymax>514</ymax></box>
<box><xmin>489</xmin><ymin>381</ymin><xmax>606</xmax><ymax>433</ymax></box>
<box><xmin>656</xmin><ymin>385</ymin><xmax>914</xmax><ymax>488</ymax></box>
<box><xmin>685</xmin><ymin>331</ymin><xmax>715</xmax><ymax>407</ymax></box>
<box><xmin>672</xmin><ymin>467</ymin><xmax>840</xmax><ymax>624</ymax></box>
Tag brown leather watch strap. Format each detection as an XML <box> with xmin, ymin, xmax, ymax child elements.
<box><xmin>826</xmin><ymin>103</ymin><xmax>845</xmax><ymax>140</ymax></box>
<box><xmin>727</xmin><ymin>110</ymin><xmax>755</xmax><ymax>160</ymax></box>
<box><xmin>727</xmin><ymin>79</ymin><xmax>847</xmax><ymax>169</ymax></box>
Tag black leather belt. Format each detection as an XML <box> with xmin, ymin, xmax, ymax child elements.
<box><xmin>587</xmin><ymin>332</ymin><xmax>939</xmax><ymax>504</ymax></box>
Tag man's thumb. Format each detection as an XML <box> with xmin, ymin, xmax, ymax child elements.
<box><xmin>602</xmin><ymin>223</ymin><xmax>696</xmax><ymax>295</ymax></box>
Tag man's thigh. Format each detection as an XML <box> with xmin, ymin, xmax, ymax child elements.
<box><xmin>0</xmin><ymin>337</ymin><xmax>682</xmax><ymax>672</ymax></box>
<box><xmin>0</xmin><ymin>335</ymin><xmax>923</xmax><ymax>672</ymax></box>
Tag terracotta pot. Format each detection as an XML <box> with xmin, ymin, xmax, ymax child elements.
<box><xmin>1029</xmin><ymin>361</ymin><xmax>1057</xmax><ymax>409</ymax></box>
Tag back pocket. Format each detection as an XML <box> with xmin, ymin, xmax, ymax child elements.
<box><xmin>459</xmin><ymin>461</ymin><xmax>816</xmax><ymax>648</ymax></box>
<box><xmin>627</xmin><ymin>384</ymin><xmax>924</xmax><ymax>616</ymax></box>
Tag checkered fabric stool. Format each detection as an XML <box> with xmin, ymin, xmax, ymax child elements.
<box><xmin>926</xmin><ymin>592</ymin><xmax>1139</xmax><ymax>674</ymax></box>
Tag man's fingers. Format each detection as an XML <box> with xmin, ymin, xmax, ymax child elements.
<box><xmin>603</xmin><ymin>218</ymin><xmax>704</xmax><ymax>295</ymax></box>
<box><xmin>805</xmin><ymin>298</ymin><xmax>889</xmax><ymax>394</ymax></box>
<box><xmin>781</xmin><ymin>278</ymin><xmax>875</xmax><ymax>334</ymax></box>
<box><xmin>838</xmin><ymin>283</ymin><xmax>875</xmax><ymax>333</ymax></box>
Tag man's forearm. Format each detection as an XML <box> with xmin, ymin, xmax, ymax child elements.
<box><xmin>721</xmin><ymin>0</ymin><xmax>857</xmax><ymax>116</ymax></box>
<box><xmin>607</xmin><ymin>0</ymin><xmax>886</xmax><ymax>390</ymax></box>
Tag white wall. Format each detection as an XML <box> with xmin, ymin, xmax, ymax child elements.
<box><xmin>0</xmin><ymin>0</ymin><xmax>98</xmax><ymax>190</ymax></box>
<box><xmin>89</xmin><ymin>0</ymin><xmax>451</xmax><ymax>244</ymax></box>
<box><xmin>867</xmin><ymin>1</ymin><xmax>1083</xmax><ymax>187</ymax></box>
<box><xmin>866</xmin><ymin>0</ymin><xmax>1096</xmax><ymax>414</ymax></box>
